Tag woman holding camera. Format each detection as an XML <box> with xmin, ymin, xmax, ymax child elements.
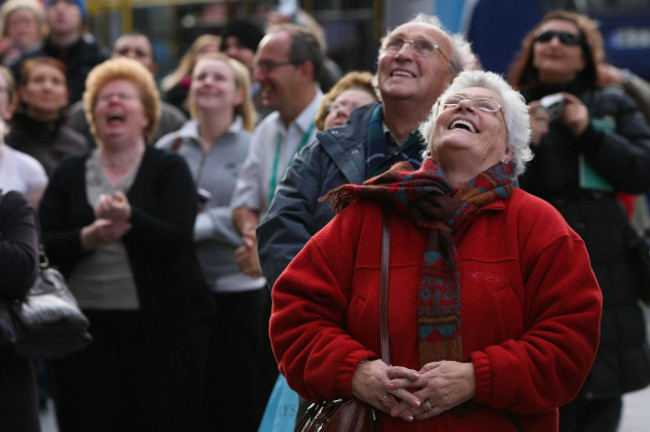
<box><xmin>39</xmin><ymin>58</ymin><xmax>212</xmax><ymax>432</ymax></box>
<box><xmin>155</xmin><ymin>53</ymin><xmax>264</xmax><ymax>432</ymax></box>
<box><xmin>509</xmin><ymin>10</ymin><xmax>650</xmax><ymax>432</ymax></box>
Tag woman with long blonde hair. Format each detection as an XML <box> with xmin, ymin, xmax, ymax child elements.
<box><xmin>156</xmin><ymin>52</ymin><xmax>262</xmax><ymax>431</ymax></box>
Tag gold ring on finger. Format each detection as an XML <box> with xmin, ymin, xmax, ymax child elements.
<box><xmin>423</xmin><ymin>400</ymin><xmax>434</xmax><ymax>411</ymax></box>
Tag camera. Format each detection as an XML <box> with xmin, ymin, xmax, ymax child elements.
<box><xmin>540</xmin><ymin>93</ymin><xmax>566</xmax><ymax>121</ymax></box>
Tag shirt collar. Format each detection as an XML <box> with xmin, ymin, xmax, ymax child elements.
<box><xmin>176</xmin><ymin>115</ymin><xmax>244</xmax><ymax>140</ymax></box>
<box><xmin>275</xmin><ymin>90</ymin><xmax>323</xmax><ymax>133</ymax></box>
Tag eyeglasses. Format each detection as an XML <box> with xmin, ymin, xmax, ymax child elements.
<box><xmin>382</xmin><ymin>35</ymin><xmax>458</xmax><ymax>71</ymax></box>
<box><xmin>254</xmin><ymin>60</ymin><xmax>296</xmax><ymax>73</ymax></box>
<box><xmin>325</xmin><ymin>100</ymin><xmax>366</xmax><ymax>114</ymax></box>
<box><xmin>439</xmin><ymin>95</ymin><xmax>502</xmax><ymax>113</ymax></box>
<box><xmin>97</xmin><ymin>93</ymin><xmax>138</xmax><ymax>103</ymax></box>
<box><xmin>534</xmin><ymin>30</ymin><xmax>582</xmax><ymax>46</ymax></box>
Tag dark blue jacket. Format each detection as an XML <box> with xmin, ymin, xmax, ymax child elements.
<box><xmin>257</xmin><ymin>103</ymin><xmax>378</xmax><ymax>288</ymax></box>
<box><xmin>258</xmin><ymin>102</ymin><xmax>428</xmax><ymax>289</ymax></box>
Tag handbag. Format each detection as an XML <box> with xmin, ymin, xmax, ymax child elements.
<box><xmin>295</xmin><ymin>207</ymin><xmax>391</xmax><ymax>432</ymax></box>
<box><xmin>0</xmin><ymin>191</ymin><xmax>92</xmax><ymax>359</ymax></box>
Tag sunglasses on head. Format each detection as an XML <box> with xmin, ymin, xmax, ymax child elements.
<box><xmin>534</xmin><ymin>30</ymin><xmax>582</xmax><ymax>46</ymax></box>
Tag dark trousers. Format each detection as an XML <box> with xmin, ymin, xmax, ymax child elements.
<box><xmin>201</xmin><ymin>288</ymin><xmax>269</xmax><ymax>432</ymax></box>
<box><xmin>559</xmin><ymin>396</ymin><xmax>622</xmax><ymax>432</ymax></box>
<box><xmin>0</xmin><ymin>357</ymin><xmax>40</xmax><ymax>432</ymax></box>
<box><xmin>54</xmin><ymin>310</ymin><xmax>210</xmax><ymax>432</ymax></box>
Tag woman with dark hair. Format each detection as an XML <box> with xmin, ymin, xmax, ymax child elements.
<box><xmin>5</xmin><ymin>56</ymin><xmax>88</xmax><ymax>176</ymax></box>
<box><xmin>0</xmin><ymin>66</ymin><xmax>46</xmax><ymax>208</ymax></box>
<box><xmin>508</xmin><ymin>10</ymin><xmax>650</xmax><ymax>432</ymax></box>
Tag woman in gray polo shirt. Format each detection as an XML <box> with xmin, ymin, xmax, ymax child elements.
<box><xmin>155</xmin><ymin>53</ymin><xmax>263</xmax><ymax>432</ymax></box>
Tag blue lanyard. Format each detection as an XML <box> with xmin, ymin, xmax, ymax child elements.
<box><xmin>268</xmin><ymin>122</ymin><xmax>315</xmax><ymax>204</ymax></box>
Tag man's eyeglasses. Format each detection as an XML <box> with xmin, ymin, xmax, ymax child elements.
<box><xmin>254</xmin><ymin>60</ymin><xmax>296</xmax><ymax>73</ymax></box>
<box><xmin>534</xmin><ymin>30</ymin><xmax>582</xmax><ymax>46</ymax></box>
<box><xmin>439</xmin><ymin>95</ymin><xmax>502</xmax><ymax>113</ymax></box>
<box><xmin>382</xmin><ymin>35</ymin><xmax>458</xmax><ymax>71</ymax></box>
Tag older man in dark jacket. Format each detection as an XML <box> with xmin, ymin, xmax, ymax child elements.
<box><xmin>257</xmin><ymin>14</ymin><xmax>475</xmax><ymax>288</ymax></box>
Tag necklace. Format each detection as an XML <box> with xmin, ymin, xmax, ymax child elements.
<box><xmin>99</xmin><ymin>145</ymin><xmax>144</xmax><ymax>171</ymax></box>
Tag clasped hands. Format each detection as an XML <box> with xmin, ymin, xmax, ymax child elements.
<box><xmin>351</xmin><ymin>359</ymin><xmax>476</xmax><ymax>422</ymax></box>
<box><xmin>81</xmin><ymin>191</ymin><xmax>132</xmax><ymax>250</ymax></box>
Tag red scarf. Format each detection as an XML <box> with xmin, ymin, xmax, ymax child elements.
<box><xmin>323</xmin><ymin>159</ymin><xmax>514</xmax><ymax>366</ymax></box>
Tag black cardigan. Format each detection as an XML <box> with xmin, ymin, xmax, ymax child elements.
<box><xmin>39</xmin><ymin>147</ymin><xmax>213</xmax><ymax>335</ymax></box>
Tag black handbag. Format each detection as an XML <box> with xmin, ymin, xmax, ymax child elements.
<box><xmin>295</xmin><ymin>207</ymin><xmax>391</xmax><ymax>432</ymax></box>
<box><xmin>0</xmin><ymin>192</ymin><xmax>92</xmax><ymax>359</ymax></box>
<box><xmin>0</xmin><ymin>251</ymin><xmax>93</xmax><ymax>359</ymax></box>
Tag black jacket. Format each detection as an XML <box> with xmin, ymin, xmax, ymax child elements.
<box><xmin>10</xmin><ymin>33</ymin><xmax>109</xmax><ymax>105</ymax></box>
<box><xmin>6</xmin><ymin>111</ymin><xmax>89</xmax><ymax>177</ymax></box>
<box><xmin>0</xmin><ymin>191</ymin><xmax>39</xmax><ymax>431</ymax></box>
<box><xmin>520</xmin><ymin>82</ymin><xmax>650</xmax><ymax>399</ymax></box>
<box><xmin>39</xmin><ymin>147</ymin><xmax>213</xmax><ymax>335</ymax></box>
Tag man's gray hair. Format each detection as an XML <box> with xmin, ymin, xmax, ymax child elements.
<box><xmin>381</xmin><ymin>13</ymin><xmax>476</xmax><ymax>75</ymax></box>
<box><xmin>419</xmin><ymin>70</ymin><xmax>533</xmax><ymax>176</ymax></box>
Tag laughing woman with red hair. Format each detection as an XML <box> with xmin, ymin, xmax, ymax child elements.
<box><xmin>39</xmin><ymin>58</ymin><xmax>212</xmax><ymax>432</ymax></box>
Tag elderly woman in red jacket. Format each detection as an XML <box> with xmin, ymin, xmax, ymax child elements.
<box><xmin>270</xmin><ymin>70</ymin><xmax>603</xmax><ymax>432</ymax></box>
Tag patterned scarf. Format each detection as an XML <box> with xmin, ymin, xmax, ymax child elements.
<box><xmin>322</xmin><ymin>158</ymin><xmax>514</xmax><ymax>366</ymax></box>
<box><xmin>365</xmin><ymin>105</ymin><xmax>425</xmax><ymax>178</ymax></box>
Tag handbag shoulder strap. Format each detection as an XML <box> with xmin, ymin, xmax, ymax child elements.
<box><xmin>380</xmin><ymin>206</ymin><xmax>391</xmax><ymax>365</ymax></box>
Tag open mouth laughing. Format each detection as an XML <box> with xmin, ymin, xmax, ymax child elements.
<box><xmin>449</xmin><ymin>118</ymin><xmax>478</xmax><ymax>133</ymax></box>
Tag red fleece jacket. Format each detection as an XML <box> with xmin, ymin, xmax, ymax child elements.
<box><xmin>270</xmin><ymin>188</ymin><xmax>602</xmax><ymax>432</ymax></box>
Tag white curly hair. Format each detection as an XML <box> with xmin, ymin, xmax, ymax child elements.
<box><xmin>420</xmin><ymin>70</ymin><xmax>533</xmax><ymax>176</ymax></box>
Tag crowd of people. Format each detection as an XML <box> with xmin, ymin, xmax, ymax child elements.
<box><xmin>0</xmin><ymin>1</ymin><xmax>648</xmax><ymax>432</ymax></box>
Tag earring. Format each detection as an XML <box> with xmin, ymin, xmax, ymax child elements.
<box><xmin>500</xmin><ymin>159</ymin><xmax>507</xmax><ymax>164</ymax></box>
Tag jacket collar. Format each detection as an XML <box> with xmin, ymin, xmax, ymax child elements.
<box><xmin>175</xmin><ymin>115</ymin><xmax>244</xmax><ymax>140</ymax></box>
<box><xmin>315</xmin><ymin>102</ymin><xmax>381</xmax><ymax>185</ymax></box>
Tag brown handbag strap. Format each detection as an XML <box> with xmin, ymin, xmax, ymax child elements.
<box><xmin>380</xmin><ymin>206</ymin><xmax>391</xmax><ymax>365</ymax></box>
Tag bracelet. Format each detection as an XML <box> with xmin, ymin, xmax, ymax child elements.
<box><xmin>357</xmin><ymin>358</ymin><xmax>374</xmax><ymax>368</ymax></box>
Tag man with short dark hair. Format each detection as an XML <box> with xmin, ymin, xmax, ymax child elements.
<box><xmin>66</xmin><ymin>33</ymin><xmax>187</xmax><ymax>147</ymax></box>
<box><xmin>231</xmin><ymin>24</ymin><xmax>324</xmax><ymax>275</ymax></box>
<box><xmin>229</xmin><ymin>23</ymin><xmax>324</xmax><ymax>428</ymax></box>
<box><xmin>10</xmin><ymin>0</ymin><xmax>108</xmax><ymax>105</ymax></box>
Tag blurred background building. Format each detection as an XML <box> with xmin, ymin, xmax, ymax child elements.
<box><xmin>84</xmin><ymin>0</ymin><xmax>650</xmax><ymax>87</ymax></box>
